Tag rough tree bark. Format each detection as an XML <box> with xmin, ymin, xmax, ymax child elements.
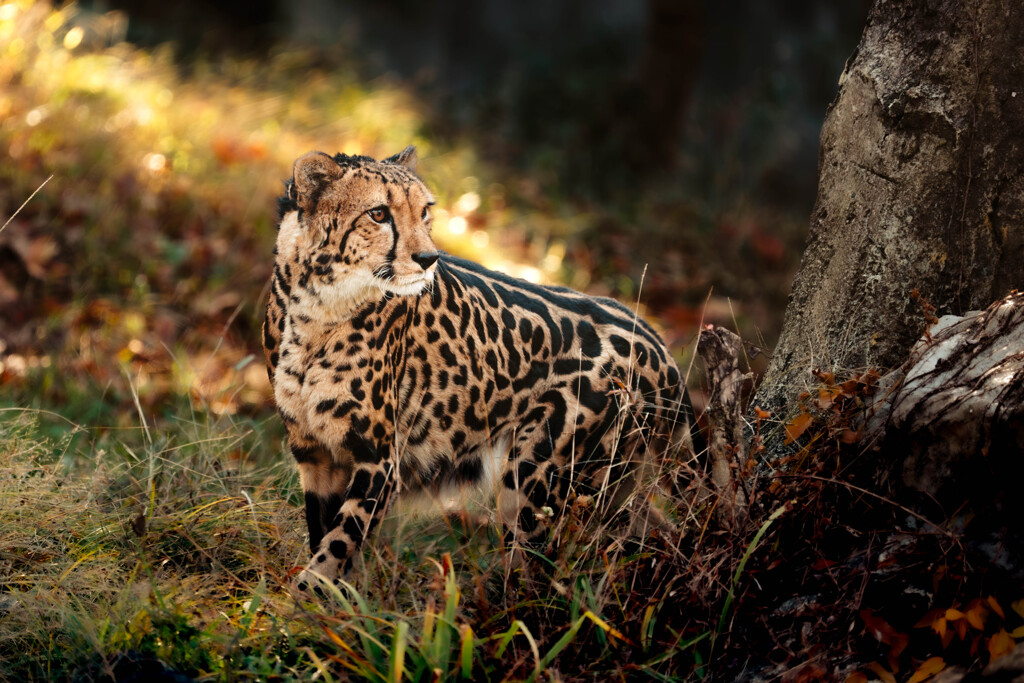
<box><xmin>753</xmin><ymin>0</ymin><xmax>1024</xmax><ymax>431</ymax></box>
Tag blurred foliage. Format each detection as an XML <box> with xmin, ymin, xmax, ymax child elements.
<box><xmin>0</xmin><ymin>0</ymin><xmax>567</xmax><ymax>423</ymax></box>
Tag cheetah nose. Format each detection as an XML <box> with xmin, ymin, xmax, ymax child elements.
<box><xmin>411</xmin><ymin>251</ymin><xmax>439</xmax><ymax>270</ymax></box>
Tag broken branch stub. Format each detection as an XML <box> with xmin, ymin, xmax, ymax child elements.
<box><xmin>696</xmin><ymin>325</ymin><xmax>753</xmax><ymax>520</ymax></box>
<box><xmin>881</xmin><ymin>291</ymin><xmax>1024</xmax><ymax>506</ymax></box>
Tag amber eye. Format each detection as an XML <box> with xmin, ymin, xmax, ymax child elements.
<box><xmin>368</xmin><ymin>206</ymin><xmax>389</xmax><ymax>223</ymax></box>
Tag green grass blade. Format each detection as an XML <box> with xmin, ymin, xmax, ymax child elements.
<box><xmin>535</xmin><ymin>615</ymin><xmax>584</xmax><ymax>676</ymax></box>
<box><xmin>388</xmin><ymin>620</ymin><xmax>408</xmax><ymax>683</ymax></box>
<box><xmin>459</xmin><ymin>624</ymin><xmax>474</xmax><ymax>679</ymax></box>
<box><xmin>717</xmin><ymin>502</ymin><xmax>790</xmax><ymax>636</ymax></box>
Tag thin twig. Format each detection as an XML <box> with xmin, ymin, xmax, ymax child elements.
<box><xmin>0</xmin><ymin>175</ymin><xmax>53</xmax><ymax>234</ymax></box>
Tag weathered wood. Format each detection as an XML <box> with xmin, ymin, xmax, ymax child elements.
<box><xmin>878</xmin><ymin>292</ymin><xmax>1024</xmax><ymax>504</ymax></box>
<box><xmin>754</xmin><ymin>0</ymin><xmax>1024</xmax><ymax>436</ymax></box>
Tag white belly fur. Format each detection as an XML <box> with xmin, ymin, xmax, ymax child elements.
<box><xmin>393</xmin><ymin>436</ymin><xmax>512</xmax><ymax>518</ymax></box>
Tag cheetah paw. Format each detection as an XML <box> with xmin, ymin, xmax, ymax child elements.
<box><xmin>292</xmin><ymin>568</ymin><xmax>340</xmax><ymax>599</ymax></box>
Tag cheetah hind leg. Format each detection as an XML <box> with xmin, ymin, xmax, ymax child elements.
<box><xmin>495</xmin><ymin>481</ymin><xmax>550</xmax><ymax>588</ymax></box>
<box><xmin>495</xmin><ymin>446</ymin><xmax>582</xmax><ymax>579</ymax></box>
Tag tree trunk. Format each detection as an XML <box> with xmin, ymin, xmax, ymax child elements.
<box><xmin>753</xmin><ymin>0</ymin><xmax>1024</xmax><ymax>432</ymax></box>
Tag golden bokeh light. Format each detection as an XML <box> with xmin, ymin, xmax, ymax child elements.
<box><xmin>61</xmin><ymin>24</ymin><xmax>82</xmax><ymax>49</ymax></box>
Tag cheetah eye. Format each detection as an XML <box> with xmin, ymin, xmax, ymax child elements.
<box><xmin>421</xmin><ymin>206</ymin><xmax>431</xmax><ymax>221</ymax></box>
<box><xmin>368</xmin><ymin>206</ymin><xmax>389</xmax><ymax>223</ymax></box>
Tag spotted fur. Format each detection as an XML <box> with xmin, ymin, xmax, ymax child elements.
<box><xmin>263</xmin><ymin>147</ymin><xmax>699</xmax><ymax>590</ymax></box>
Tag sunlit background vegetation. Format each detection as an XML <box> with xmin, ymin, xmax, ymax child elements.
<box><xmin>0</xmin><ymin>1</ymin><xmax>881</xmax><ymax>680</ymax></box>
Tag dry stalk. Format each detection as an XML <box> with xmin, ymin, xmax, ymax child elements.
<box><xmin>696</xmin><ymin>325</ymin><xmax>753</xmax><ymax>526</ymax></box>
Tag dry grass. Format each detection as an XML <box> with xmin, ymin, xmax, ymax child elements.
<box><xmin>0</xmin><ymin>407</ymin><xmax>746</xmax><ymax>682</ymax></box>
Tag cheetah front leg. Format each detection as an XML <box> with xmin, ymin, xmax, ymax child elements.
<box><xmin>293</xmin><ymin>438</ymin><xmax>352</xmax><ymax>556</ymax></box>
<box><xmin>295</xmin><ymin>447</ymin><xmax>396</xmax><ymax>593</ymax></box>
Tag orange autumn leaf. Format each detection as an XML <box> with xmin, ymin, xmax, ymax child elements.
<box><xmin>955</xmin><ymin>618</ymin><xmax>967</xmax><ymax>640</ymax></box>
<box><xmin>817</xmin><ymin>386</ymin><xmax>841</xmax><ymax>409</ymax></box>
<box><xmin>1012</xmin><ymin>599</ymin><xmax>1024</xmax><ymax>619</ymax></box>
<box><xmin>811</xmin><ymin>368</ymin><xmax>835</xmax><ymax>384</ymax></box>
<box><xmin>988</xmin><ymin>629</ymin><xmax>1015</xmax><ymax>661</ymax></box>
<box><xmin>891</xmin><ymin>631</ymin><xmax>910</xmax><ymax>659</ymax></box>
<box><xmin>844</xmin><ymin>673</ymin><xmax>868</xmax><ymax>683</ymax></box>
<box><xmin>915</xmin><ymin>608</ymin><xmax>945</xmax><ymax>630</ymax></box>
<box><xmin>943</xmin><ymin>608</ymin><xmax>967</xmax><ymax>640</ymax></box>
<box><xmin>941</xmin><ymin>627</ymin><xmax>955</xmax><ymax>649</ymax></box>
<box><xmin>859</xmin><ymin>369</ymin><xmax>881</xmax><ymax>386</ymax></box>
<box><xmin>987</xmin><ymin>596</ymin><xmax>1006</xmax><ymax>619</ymax></box>
<box><xmin>861</xmin><ymin>609</ymin><xmax>909</xmax><ymax>658</ymax></box>
<box><xmin>965</xmin><ymin>600</ymin><xmax>989</xmax><ymax>630</ymax></box>
<box><xmin>907</xmin><ymin>657</ymin><xmax>945</xmax><ymax>683</ymax></box>
<box><xmin>839</xmin><ymin>379</ymin><xmax>861</xmax><ymax>396</ymax></box>
<box><xmin>862</xmin><ymin>609</ymin><xmax>898</xmax><ymax>642</ymax></box>
<box><xmin>753</xmin><ymin>406</ymin><xmax>771</xmax><ymax>420</ymax></box>
<box><xmin>785</xmin><ymin>411</ymin><xmax>814</xmax><ymax>444</ymax></box>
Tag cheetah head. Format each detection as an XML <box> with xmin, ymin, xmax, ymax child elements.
<box><xmin>285</xmin><ymin>146</ymin><xmax>439</xmax><ymax>308</ymax></box>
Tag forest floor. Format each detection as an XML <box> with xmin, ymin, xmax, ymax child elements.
<box><xmin>2</xmin><ymin>3</ymin><xmax>1022</xmax><ymax>681</ymax></box>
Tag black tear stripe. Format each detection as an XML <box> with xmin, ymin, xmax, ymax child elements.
<box><xmin>387</xmin><ymin>217</ymin><xmax>398</xmax><ymax>262</ymax></box>
<box><xmin>337</xmin><ymin>217</ymin><xmax>359</xmax><ymax>258</ymax></box>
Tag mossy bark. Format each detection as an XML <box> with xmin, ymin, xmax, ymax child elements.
<box><xmin>754</xmin><ymin>0</ymin><xmax>1024</xmax><ymax>431</ymax></box>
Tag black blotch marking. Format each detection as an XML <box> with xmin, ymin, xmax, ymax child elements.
<box><xmin>291</xmin><ymin>444</ymin><xmax>320</xmax><ymax>464</ymax></box>
<box><xmin>577</xmin><ymin>320</ymin><xmax>602</xmax><ymax>359</ymax></box>
<box><xmin>560</xmin><ymin>318</ymin><xmax>575</xmax><ymax>350</ymax></box>
<box><xmin>571</xmin><ymin>375</ymin><xmax>608</xmax><ymax>413</ymax></box>
<box><xmin>333</xmin><ymin>400</ymin><xmax>358</xmax><ymax>419</ymax></box>
<box><xmin>440</xmin><ymin>315</ymin><xmax>457</xmax><ymax>339</ymax></box>
<box><xmin>554</xmin><ymin>358</ymin><xmax>594</xmax><ymax>374</ymax></box>
<box><xmin>440</xmin><ymin>343</ymin><xmax>458</xmax><ymax>367</ymax></box>
<box><xmin>519</xmin><ymin>319</ymin><xmax>534</xmax><ymax>344</ymax></box>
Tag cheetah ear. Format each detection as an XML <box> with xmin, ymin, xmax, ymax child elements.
<box><xmin>385</xmin><ymin>145</ymin><xmax>418</xmax><ymax>173</ymax></box>
<box><xmin>293</xmin><ymin>151</ymin><xmax>341</xmax><ymax>213</ymax></box>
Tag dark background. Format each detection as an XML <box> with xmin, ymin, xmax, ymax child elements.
<box><xmin>97</xmin><ymin>0</ymin><xmax>868</xmax><ymax>336</ymax></box>
<box><xmin>104</xmin><ymin>0</ymin><xmax>865</xmax><ymax>204</ymax></box>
